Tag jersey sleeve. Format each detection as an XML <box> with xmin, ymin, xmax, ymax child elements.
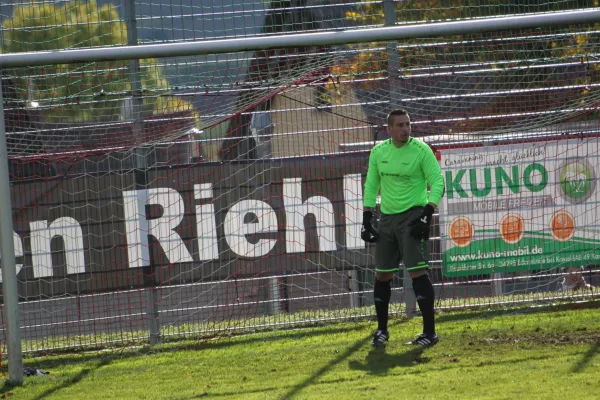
<box><xmin>422</xmin><ymin>146</ymin><xmax>444</xmax><ymax>207</ymax></box>
<box><xmin>363</xmin><ymin>148</ymin><xmax>381</xmax><ymax>208</ymax></box>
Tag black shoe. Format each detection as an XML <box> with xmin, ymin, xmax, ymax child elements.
<box><xmin>371</xmin><ymin>330</ymin><xmax>389</xmax><ymax>347</ymax></box>
<box><xmin>407</xmin><ymin>333</ymin><xmax>438</xmax><ymax>348</ymax></box>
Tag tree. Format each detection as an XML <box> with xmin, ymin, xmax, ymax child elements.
<box><xmin>337</xmin><ymin>0</ymin><xmax>599</xmax><ymax>133</ymax></box>
<box><xmin>2</xmin><ymin>0</ymin><xmax>198</xmax><ymax>125</ymax></box>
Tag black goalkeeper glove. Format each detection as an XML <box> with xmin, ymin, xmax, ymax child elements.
<box><xmin>408</xmin><ymin>204</ymin><xmax>435</xmax><ymax>241</ymax></box>
<box><xmin>361</xmin><ymin>210</ymin><xmax>380</xmax><ymax>243</ymax></box>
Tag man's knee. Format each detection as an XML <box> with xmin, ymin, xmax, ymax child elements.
<box><xmin>375</xmin><ymin>272</ymin><xmax>395</xmax><ymax>281</ymax></box>
<box><xmin>411</xmin><ymin>272</ymin><xmax>435</xmax><ymax>299</ymax></box>
<box><xmin>374</xmin><ymin>277</ymin><xmax>392</xmax><ymax>304</ymax></box>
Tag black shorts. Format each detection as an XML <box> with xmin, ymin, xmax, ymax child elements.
<box><xmin>375</xmin><ymin>207</ymin><xmax>430</xmax><ymax>272</ymax></box>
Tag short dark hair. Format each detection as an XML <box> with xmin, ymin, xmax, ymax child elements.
<box><xmin>387</xmin><ymin>108</ymin><xmax>409</xmax><ymax>126</ymax></box>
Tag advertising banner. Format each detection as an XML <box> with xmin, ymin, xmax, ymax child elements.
<box><xmin>8</xmin><ymin>154</ymin><xmax>370</xmax><ymax>298</ymax></box>
<box><xmin>440</xmin><ymin>139</ymin><xmax>600</xmax><ymax>277</ymax></box>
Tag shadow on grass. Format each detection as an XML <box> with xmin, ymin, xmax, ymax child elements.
<box><xmin>348</xmin><ymin>346</ymin><xmax>427</xmax><ymax>375</ymax></box>
<box><xmin>202</xmin><ymin>350</ymin><xmax>561</xmax><ymax>399</ymax></box>
<box><xmin>571</xmin><ymin>341</ymin><xmax>600</xmax><ymax>373</ymax></box>
<box><xmin>195</xmin><ymin>377</ymin><xmax>373</xmax><ymax>399</ymax></box>
<box><xmin>278</xmin><ymin>334</ymin><xmax>371</xmax><ymax>400</ymax></box>
<box><xmin>0</xmin><ymin>380</ymin><xmax>18</xmax><ymax>397</ymax></box>
<box><xmin>22</xmin><ymin>323</ymin><xmax>371</xmax><ymax>371</ymax></box>
<box><xmin>0</xmin><ymin>357</ymin><xmax>113</xmax><ymax>399</ymax></box>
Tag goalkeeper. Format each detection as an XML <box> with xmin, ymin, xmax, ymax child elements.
<box><xmin>362</xmin><ymin>108</ymin><xmax>444</xmax><ymax>348</ymax></box>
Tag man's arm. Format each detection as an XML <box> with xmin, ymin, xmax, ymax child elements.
<box><xmin>422</xmin><ymin>147</ymin><xmax>444</xmax><ymax>207</ymax></box>
<box><xmin>362</xmin><ymin>151</ymin><xmax>381</xmax><ymax>243</ymax></box>
<box><xmin>363</xmin><ymin>149</ymin><xmax>381</xmax><ymax>209</ymax></box>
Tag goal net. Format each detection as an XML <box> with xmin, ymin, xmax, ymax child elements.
<box><xmin>0</xmin><ymin>0</ymin><xmax>598</xmax><ymax>353</ymax></box>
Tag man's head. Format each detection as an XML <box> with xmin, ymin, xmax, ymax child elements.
<box><xmin>387</xmin><ymin>109</ymin><xmax>411</xmax><ymax>145</ymax></box>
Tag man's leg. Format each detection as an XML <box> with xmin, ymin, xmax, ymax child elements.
<box><xmin>402</xmin><ymin>209</ymin><xmax>437</xmax><ymax>347</ymax></box>
<box><xmin>372</xmin><ymin>215</ymin><xmax>401</xmax><ymax>346</ymax></box>
<box><xmin>374</xmin><ymin>272</ymin><xmax>394</xmax><ymax>332</ymax></box>
<box><xmin>409</xmin><ymin>270</ymin><xmax>436</xmax><ymax>336</ymax></box>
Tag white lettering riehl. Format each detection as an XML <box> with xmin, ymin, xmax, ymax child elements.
<box><xmin>4</xmin><ymin>174</ymin><xmax>365</xmax><ymax>279</ymax></box>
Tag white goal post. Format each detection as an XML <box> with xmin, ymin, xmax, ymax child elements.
<box><xmin>0</xmin><ymin>9</ymin><xmax>599</xmax><ymax>68</ymax></box>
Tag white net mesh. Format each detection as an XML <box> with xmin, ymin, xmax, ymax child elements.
<box><xmin>0</xmin><ymin>1</ymin><xmax>597</xmax><ymax>355</ymax></box>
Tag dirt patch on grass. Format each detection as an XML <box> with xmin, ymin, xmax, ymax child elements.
<box><xmin>469</xmin><ymin>329</ymin><xmax>600</xmax><ymax>346</ymax></box>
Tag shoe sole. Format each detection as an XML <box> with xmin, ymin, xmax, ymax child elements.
<box><xmin>406</xmin><ymin>338</ymin><xmax>439</xmax><ymax>347</ymax></box>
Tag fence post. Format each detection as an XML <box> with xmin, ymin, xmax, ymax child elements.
<box><xmin>268</xmin><ymin>276</ymin><xmax>281</xmax><ymax>316</ymax></box>
<box><xmin>348</xmin><ymin>269</ymin><xmax>360</xmax><ymax>308</ymax></box>
<box><xmin>0</xmin><ymin>79</ymin><xmax>23</xmax><ymax>384</ymax></box>
<box><xmin>124</xmin><ymin>0</ymin><xmax>161</xmax><ymax>345</ymax></box>
<box><xmin>384</xmin><ymin>0</ymin><xmax>402</xmax><ymax>109</ymax></box>
<box><xmin>384</xmin><ymin>0</ymin><xmax>416</xmax><ymax>318</ymax></box>
<box><xmin>492</xmin><ymin>272</ymin><xmax>504</xmax><ymax>297</ymax></box>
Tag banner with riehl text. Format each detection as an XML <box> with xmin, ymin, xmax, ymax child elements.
<box><xmin>440</xmin><ymin>138</ymin><xmax>600</xmax><ymax>277</ymax></box>
<box><xmin>6</xmin><ymin>153</ymin><xmax>371</xmax><ymax>299</ymax></box>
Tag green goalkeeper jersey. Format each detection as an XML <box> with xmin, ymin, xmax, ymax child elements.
<box><xmin>363</xmin><ymin>137</ymin><xmax>444</xmax><ymax>215</ymax></box>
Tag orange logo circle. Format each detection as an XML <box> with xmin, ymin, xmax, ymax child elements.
<box><xmin>449</xmin><ymin>216</ymin><xmax>474</xmax><ymax>247</ymax></box>
<box><xmin>500</xmin><ymin>214</ymin><xmax>524</xmax><ymax>244</ymax></box>
<box><xmin>550</xmin><ymin>210</ymin><xmax>575</xmax><ymax>241</ymax></box>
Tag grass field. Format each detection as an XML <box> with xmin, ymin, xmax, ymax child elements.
<box><xmin>2</xmin><ymin>302</ymin><xmax>599</xmax><ymax>399</ymax></box>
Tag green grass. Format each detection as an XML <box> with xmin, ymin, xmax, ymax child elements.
<box><xmin>4</xmin><ymin>302</ymin><xmax>600</xmax><ymax>399</ymax></box>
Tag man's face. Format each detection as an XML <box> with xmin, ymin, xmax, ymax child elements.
<box><xmin>388</xmin><ymin>114</ymin><xmax>411</xmax><ymax>144</ymax></box>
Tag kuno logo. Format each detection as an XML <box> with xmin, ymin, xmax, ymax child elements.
<box><xmin>448</xmin><ymin>216</ymin><xmax>474</xmax><ymax>247</ymax></box>
<box><xmin>557</xmin><ymin>158</ymin><xmax>596</xmax><ymax>203</ymax></box>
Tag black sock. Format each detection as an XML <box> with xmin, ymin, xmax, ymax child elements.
<box><xmin>373</xmin><ymin>279</ymin><xmax>392</xmax><ymax>331</ymax></box>
<box><xmin>412</xmin><ymin>273</ymin><xmax>436</xmax><ymax>335</ymax></box>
